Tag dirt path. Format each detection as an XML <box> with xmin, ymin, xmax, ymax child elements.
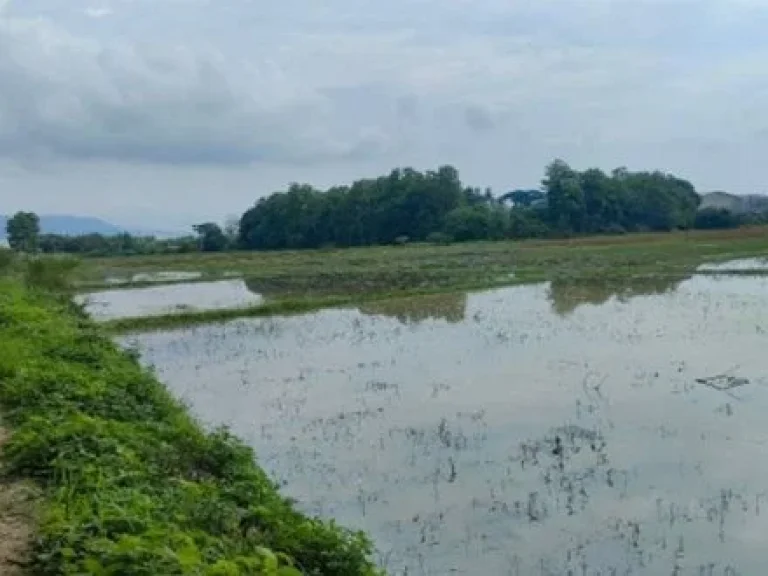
<box><xmin>0</xmin><ymin>427</ymin><xmax>34</xmax><ymax>576</ymax></box>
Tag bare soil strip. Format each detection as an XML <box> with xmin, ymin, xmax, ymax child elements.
<box><xmin>0</xmin><ymin>427</ymin><xmax>34</xmax><ymax>576</ymax></box>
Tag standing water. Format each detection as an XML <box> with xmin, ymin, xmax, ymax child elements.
<box><xmin>124</xmin><ymin>275</ymin><xmax>768</xmax><ymax>575</ymax></box>
<box><xmin>79</xmin><ymin>279</ymin><xmax>262</xmax><ymax>320</ymax></box>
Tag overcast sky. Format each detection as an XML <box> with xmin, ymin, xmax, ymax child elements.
<box><xmin>1</xmin><ymin>0</ymin><xmax>768</xmax><ymax>229</ymax></box>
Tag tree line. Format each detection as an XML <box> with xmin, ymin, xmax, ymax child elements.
<box><xmin>4</xmin><ymin>160</ymin><xmax>764</xmax><ymax>255</ymax></box>
<box><xmin>2</xmin><ymin>213</ymin><xmax>238</xmax><ymax>256</ymax></box>
<box><xmin>235</xmin><ymin>160</ymin><xmax>711</xmax><ymax>251</ymax></box>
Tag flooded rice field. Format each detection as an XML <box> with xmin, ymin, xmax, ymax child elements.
<box><xmin>79</xmin><ymin>279</ymin><xmax>262</xmax><ymax>320</ymax></box>
<box><xmin>124</xmin><ymin>274</ymin><xmax>768</xmax><ymax>575</ymax></box>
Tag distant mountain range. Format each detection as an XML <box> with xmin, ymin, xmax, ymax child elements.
<box><xmin>0</xmin><ymin>215</ymin><xmax>184</xmax><ymax>240</ymax></box>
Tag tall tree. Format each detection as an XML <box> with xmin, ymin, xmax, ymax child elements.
<box><xmin>192</xmin><ymin>222</ymin><xmax>228</xmax><ymax>252</ymax></box>
<box><xmin>6</xmin><ymin>211</ymin><xmax>40</xmax><ymax>253</ymax></box>
<box><xmin>543</xmin><ymin>159</ymin><xmax>586</xmax><ymax>233</ymax></box>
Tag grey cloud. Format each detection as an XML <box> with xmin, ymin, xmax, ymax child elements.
<box><xmin>3</xmin><ymin>0</ymin><xmax>765</xmax><ymax>170</ymax></box>
<box><xmin>3</xmin><ymin>0</ymin><xmax>768</xmax><ymax>222</ymax></box>
<box><xmin>464</xmin><ymin>105</ymin><xmax>496</xmax><ymax>132</ymax></box>
<box><xmin>0</xmin><ymin>14</ymin><xmax>382</xmax><ymax>166</ymax></box>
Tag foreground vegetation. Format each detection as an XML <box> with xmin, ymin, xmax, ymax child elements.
<box><xmin>0</xmin><ymin>269</ymin><xmax>381</xmax><ymax>574</ymax></box>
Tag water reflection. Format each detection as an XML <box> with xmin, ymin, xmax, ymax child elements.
<box><xmin>359</xmin><ymin>293</ymin><xmax>467</xmax><ymax>325</ymax></box>
<box><xmin>548</xmin><ymin>274</ymin><xmax>689</xmax><ymax>316</ymax></box>
<box><xmin>127</xmin><ymin>276</ymin><xmax>768</xmax><ymax>575</ymax></box>
<box><xmin>245</xmin><ymin>277</ymin><xmax>273</xmax><ymax>298</ymax></box>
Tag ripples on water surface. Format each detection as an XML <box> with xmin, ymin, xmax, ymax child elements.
<box><xmin>124</xmin><ymin>275</ymin><xmax>768</xmax><ymax>575</ymax></box>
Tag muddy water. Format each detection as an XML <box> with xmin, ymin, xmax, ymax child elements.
<box><xmin>125</xmin><ymin>275</ymin><xmax>768</xmax><ymax>575</ymax></box>
<box><xmin>79</xmin><ymin>279</ymin><xmax>262</xmax><ymax>320</ymax></box>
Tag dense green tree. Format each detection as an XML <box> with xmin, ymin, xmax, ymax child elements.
<box><xmin>237</xmin><ymin>161</ymin><xmax>709</xmax><ymax>250</ymax></box>
<box><xmin>193</xmin><ymin>222</ymin><xmax>228</xmax><ymax>252</ymax></box>
<box><xmin>239</xmin><ymin>166</ymin><xmax>464</xmax><ymax>250</ymax></box>
<box><xmin>620</xmin><ymin>171</ymin><xmax>700</xmax><ymax>231</ymax></box>
<box><xmin>541</xmin><ymin>162</ymin><xmax>700</xmax><ymax>234</ymax></box>
<box><xmin>695</xmin><ymin>208</ymin><xmax>741</xmax><ymax>229</ymax></box>
<box><xmin>508</xmin><ymin>207</ymin><xmax>550</xmax><ymax>239</ymax></box>
<box><xmin>443</xmin><ymin>205</ymin><xmax>507</xmax><ymax>242</ymax></box>
<box><xmin>543</xmin><ymin>160</ymin><xmax>587</xmax><ymax>233</ymax></box>
<box><xmin>6</xmin><ymin>211</ymin><xmax>40</xmax><ymax>253</ymax></box>
<box><xmin>580</xmin><ymin>168</ymin><xmax>625</xmax><ymax>232</ymax></box>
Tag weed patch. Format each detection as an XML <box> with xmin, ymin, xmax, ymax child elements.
<box><xmin>0</xmin><ymin>281</ymin><xmax>381</xmax><ymax>575</ymax></box>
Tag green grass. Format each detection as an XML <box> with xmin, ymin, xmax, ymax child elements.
<box><xmin>74</xmin><ymin>228</ymin><xmax>768</xmax><ymax>298</ymax></box>
<box><xmin>0</xmin><ymin>279</ymin><xmax>382</xmax><ymax>575</ymax></box>
<box><xmin>0</xmin><ymin>250</ymin><xmax>81</xmax><ymax>293</ymax></box>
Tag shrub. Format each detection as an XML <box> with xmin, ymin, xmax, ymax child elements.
<box><xmin>23</xmin><ymin>256</ymin><xmax>81</xmax><ymax>293</ymax></box>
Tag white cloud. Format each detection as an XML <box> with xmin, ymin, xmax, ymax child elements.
<box><xmin>0</xmin><ymin>7</ymin><xmax>386</xmax><ymax>166</ymax></box>
<box><xmin>84</xmin><ymin>7</ymin><xmax>113</xmax><ymax>18</ymax></box>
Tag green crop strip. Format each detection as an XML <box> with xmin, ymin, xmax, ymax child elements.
<box><xmin>0</xmin><ymin>279</ymin><xmax>381</xmax><ymax>575</ymax></box>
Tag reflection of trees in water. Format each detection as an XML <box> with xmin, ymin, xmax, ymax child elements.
<box><xmin>359</xmin><ymin>292</ymin><xmax>467</xmax><ymax>325</ymax></box>
<box><xmin>244</xmin><ymin>277</ymin><xmax>275</xmax><ymax>298</ymax></box>
<box><xmin>548</xmin><ymin>275</ymin><xmax>689</xmax><ymax>316</ymax></box>
<box><xmin>246</xmin><ymin>275</ymin><xmax>467</xmax><ymax>325</ymax></box>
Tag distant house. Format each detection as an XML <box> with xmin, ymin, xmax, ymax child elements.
<box><xmin>699</xmin><ymin>191</ymin><xmax>768</xmax><ymax>214</ymax></box>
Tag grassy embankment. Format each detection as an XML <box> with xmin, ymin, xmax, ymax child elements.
<box><xmin>77</xmin><ymin>227</ymin><xmax>768</xmax><ymax>332</ymax></box>
<box><xmin>0</xmin><ymin>259</ymin><xmax>381</xmax><ymax>575</ymax></box>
